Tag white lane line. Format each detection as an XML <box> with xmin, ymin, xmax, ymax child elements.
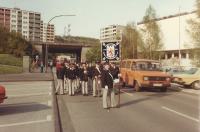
<box><xmin>0</xmin><ymin>115</ymin><xmax>52</xmax><ymax>128</ymax></box>
<box><xmin>46</xmin><ymin>115</ymin><xmax>52</xmax><ymax>121</ymax></box>
<box><xmin>48</xmin><ymin>100</ymin><xmax>52</xmax><ymax>107</ymax></box>
<box><xmin>162</xmin><ymin>106</ymin><xmax>199</xmax><ymax>122</ymax></box>
<box><xmin>120</xmin><ymin>89</ymin><xmax>133</xmax><ymax>97</ymax></box>
<box><xmin>8</xmin><ymin>93</ymin><xmax>50</xmax><ymax>97</ymax></box>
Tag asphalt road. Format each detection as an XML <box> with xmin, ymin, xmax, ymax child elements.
<box><xmin>58</xmin><ymin>88</ymin><xmax>199</xmax><ymax>132</ymax></box>
<box><xmin>0</xmin><ymin>81</ymin><xmax>55</xmax><ymax>132</ymax></box>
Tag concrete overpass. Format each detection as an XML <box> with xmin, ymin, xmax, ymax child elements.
<box><xmin>32</xmin><ymin>41</ymin><xmax>96</xmax><ymax>62</ymax></box>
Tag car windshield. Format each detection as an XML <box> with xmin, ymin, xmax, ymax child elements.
<box><xmin>135</xmin><ymin>62</ymin><xmax>161</xmax><ymax>71</ymax></box>
<box><xmin>182</xmin><ymin>68</ymin><xmax>198</xmax><ymax>74</ymax></box>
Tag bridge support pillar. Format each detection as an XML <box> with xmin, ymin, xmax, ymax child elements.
<box><xmin>81</xmin><ymin>47</ymin><xmax>90</xmax><ymax>62</ymax></box>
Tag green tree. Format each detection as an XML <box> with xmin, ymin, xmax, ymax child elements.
<box><xmin>86</xmin><ymin>44</ymin><xmax>101</xmax><ymax>62</ymax></box>
<box><xmin>121</xmin><ymin>23</ymin><xmax>143</xmax><ymax>59</ymax></box>
<box><xmin>140</xmin><ymin>5</ymin><xmax>163</xmax><ymax>59</ymax></box>
<box><xmin>187</xmin><ymin>0</ymin><xmax>200</xmax><ymax>66</ymax></box>
<box><xmin>0</xmin><ymin>25</ymin><xmax>36</xmax><ymax>57</ymax></box>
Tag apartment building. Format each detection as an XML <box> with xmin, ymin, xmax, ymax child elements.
<box><xmin>40</xmin><ymin>22</ymin><xmax>55</xmax><ymax>42</ymax></box>
<box><xmin>100</xmin><ymin>25</ymin><xmax>124</xmax><ymax>42</ymax></box>
<box><xmin>0</xmin><ymin>7</ymin><xmax>11</xmax><ymax>30</ymax></box>
<box><xmin>1</xmin><ymin>7</ymin><xmax>55</xmax><ymax>43</ymax></box>
<box><xmin>137</xmin><ymin>11</ymin><xmax>197</xmax><ymax>66</ymax></box>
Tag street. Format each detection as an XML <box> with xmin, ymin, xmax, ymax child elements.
<box><xmin>0</xmin><ymin>81</ymin><xmax>55</xmax><ymax>132</ymax></box>
<box><xmin>57</xmin><ymin>88</ymin><xmax>199</xmax><ymax>132</ymax></box>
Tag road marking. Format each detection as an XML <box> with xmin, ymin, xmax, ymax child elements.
<box><xmin>0</xmin><ymin>116</ymin><xmax>52</xmax><ymax>128</ymax></box>
<box><xmin>46</xmin><ymin>115</ymin><xmax>52</xmax><ymax>121</ymax></box>
<box><xmin>48</xmin><ymin>100</ymin><xmax>52</xmax><ymax>106</ymax></box>
<box><xmin>120</xmin><ymin>89</ymin><xmax>133</xmax><ymax>97</ymax></box>
<box><xmin>8</xmin><ymin>93</ymin><xmax>50</xmax><ymax>97</ymax></box>
<box><xmin>162</xmin><ymin>106</ymin><xmax>199</xmax><ymax>122</ymax></box>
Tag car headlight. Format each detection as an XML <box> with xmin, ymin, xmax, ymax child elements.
<box><xmin>144</xmin><ymin>77</ymin><xmax>149</xmax><ymax>81</ymax></box>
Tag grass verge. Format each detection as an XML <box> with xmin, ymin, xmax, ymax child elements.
<box><xmin>0</xmin><ymin>65</ymin><xmax>22</xmax><ymax>74</ymax></box>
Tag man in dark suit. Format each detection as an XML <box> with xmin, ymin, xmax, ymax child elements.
<box><xmin>55</xmin><ymin>62</ymin><xmax>65</xmax><ymax>95</ymax></box>
<box><xmin>68</xmin><ymin>63</ymin><xmax>77</xmax><ymax>96</ymax></box>
<box><xmin>101</xmin><ymin>62</ymin><xmax>116</xmax><ymax>109</ymax></box>
<box><xmin>93</xmin><ymin>61</ymin><xmax>102</xmax><ymax>97</ymax></box>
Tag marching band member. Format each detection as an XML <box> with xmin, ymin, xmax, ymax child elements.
<box><xmin>55</xmin><ymin>62</ymin><xmax>65</xmax><ymax>95</ymax></box>
<box><xmin>64</xmin><ymin>62</ymin><xmax>70</xmax><ymax>94</ymax></box>
<box><xmin>101</xmin><ymin>62</ymin><xmax>116</xmax><ymax>109</ymax></box>
<box><xmin>80</xmin><ymin>63</ymin><xmax>89</xmax><ymax>96</ymax></box>
<box><xmin>68</xmin><ymin>63</ymin><xmax>76</xmax><ymax>96</ymax></box>
<box><xmin>93</xmin><ymin>62</ymin><xmax>102</xmax><ymax>97</ymax></box>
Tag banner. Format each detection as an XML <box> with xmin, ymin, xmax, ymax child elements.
<box><xmin>101</xmin><ymin>41</ymin><xmax>120</xmax><ymax>61</ymax></box>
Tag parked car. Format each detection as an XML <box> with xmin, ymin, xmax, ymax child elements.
<box><xmin>172</xmin><ymin>67</ymin><xmax>200</xmax><ymax>89</ymax></box>
<box><xmin>0</xmin><ymin>85</ymin><xmax>7</xmax><ymax>103</ymax></box>
<box><xmin>120</xmin><ymin>59</ymin><xmax>171</xmax><ymax>92</ymax></box>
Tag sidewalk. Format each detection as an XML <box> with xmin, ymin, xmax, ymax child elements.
<box><xmin>0</xmin><ymin>73</ymin><xmax>53</xmax><ymax>82</ymax></box>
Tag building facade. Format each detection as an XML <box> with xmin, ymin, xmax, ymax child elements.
<box><xmin>0</xmin><ymin>7</ymin><xmax>55</xmax><ymax>42</ymax></box>
<box><xmin>137</xmin><ymin>11</ymin><xmax>197</xmax><ymax>66</ymax></box>
<box><xmin>100</xmin><ymin>25</ymin><xmax>124</xmax><ymax>42</ymax></box>
<box><xmin>0</xmin><ymin>7</ymin><xmax>10</xmax><ymax>31</ymax></box>
<box><xmin>40</xmin><ymin>22</ymin><xmax>55</xmax><ymax>42</ymax></box>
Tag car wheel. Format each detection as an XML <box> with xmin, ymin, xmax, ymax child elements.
<box><xmin>134</xmin><ymin>81</ymin><xmax>141</xmax><ymax>92</ymax></box>
<box><xmin>192</xmin><ymin>81</ymin><xmax>200</xmax><ymax>90</ymax></box>
<box><xmin>160</xmin><ymin>87</ymin><xmax>167</xmax><ymax>92</ymax></box>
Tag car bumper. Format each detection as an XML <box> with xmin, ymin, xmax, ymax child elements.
<box><xmin>141</xmin><ymin>82</ymin><xmax>171</xmax><ymax>88</ymax></box>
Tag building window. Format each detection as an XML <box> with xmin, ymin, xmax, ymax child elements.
<box><xmin>11</xmin><ymin>25</ymin><xmax>16</xmax><ymax>28</ymax></box>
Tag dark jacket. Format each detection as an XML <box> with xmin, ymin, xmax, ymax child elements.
<box><xmin>68</xmin><ymin>68</ymin><xmax>76</xmax><ymax>80</ymax></box>
<box><xmin>87</xmin><ymin>66</ymin><xmax>94</xmax><ymax>79</ymax></box>
<box><xmin>93</xmin><ymin>67</ymin><xmax>101</xmax><ymax>78</ymax></box>
<box><xmin>101</xmin><ymin>69</ymin><xmax>114</xmax><ymax>89</ymax></box>
<box><xmin>56</xmin><ymin>67</ymin><xmax>65</xmax><ymax>80</ymax></box>
<box><xmin>80</xmin><ymin>68</ymin><xmax>89</xmax><ymax>81</ymax></box>
<box><xmin>64</xmin><ymin>66</ymin><xmax>70</xmax><ymax>79</ymax></box>
<box><xmin>110</xmin><ymin>66</ymin><xmax>120</xmax><ymax>79</ymax></box>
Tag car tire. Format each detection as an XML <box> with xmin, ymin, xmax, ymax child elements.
<box><xmin>160</xmin><ymin>87</ymin><xmax>167</xmax><ymax>92</ymax></box>
<box><xmin>192</xmin><ymin>81</ymin><xmax>200</xmax><ymax>90</ymax></box>
<box><xmin>134</xmin><ymin>81</ymin><xmax>141</xmax><ymax>92</ymax></box>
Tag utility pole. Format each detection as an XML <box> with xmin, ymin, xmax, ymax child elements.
<box><xmin>178</xmin><ymin>6</ymin><xmax>181</xmax><ymax>66</ymax></box>
<box><xmin>45</xmin><ymin>15</ymin><xmax>76</xmax><ymax>72</ymax></box>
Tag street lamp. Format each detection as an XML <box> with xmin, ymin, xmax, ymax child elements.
<box><xmin>45</xmin><ymin>14</ymin><xmax>76</xmax><ymax>72</ymax></box>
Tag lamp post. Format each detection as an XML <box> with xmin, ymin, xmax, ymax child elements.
<box><xmin>45</xmin><ymin>14</ymin><xmax>76</xmax><ymax>72</ymax></box>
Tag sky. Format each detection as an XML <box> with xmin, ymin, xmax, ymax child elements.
<box><xmin>0</xmin><ymin>0</ymin><xmax>195</xmax><ymax>39</ymax></box>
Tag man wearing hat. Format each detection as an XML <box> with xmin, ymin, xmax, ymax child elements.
<box><xmin>93</xmin><ymin>61</ymin><xmax>102</xmax><ymax>97</ymax></box>
<box><xmin>101</xmin><ymin>62</ymin><xmax>116</xmax><ymax>109</ymax></box>
<box><xmin>68</xmin><ymin>63</ymin><xmax>76</xmax><ymax>96</ymax></box>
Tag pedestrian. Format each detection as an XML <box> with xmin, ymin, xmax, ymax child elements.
<box><xmin>101</xmin><ymin>62</ymin><xmax>116</xmax><ymax>109</ymax></box>
<box><xmin>40</xmin><ymin>61</ymin><xmax>44</xmax><ymax>73</ymax></box>
<box><xmin>87</xmin><ymin>63</ymin><xmax>94</xmax><ymax>92</ymax></box>
<box><xmin>93</xmin><ymin>61</ymin><xmax>102</xmax><ymax>97</ymax></box>
<box><xmin>110</xmin><ymin>62</ymin><xmax>120</xmax><ymax>80</ymax></box>
<box><xmin>55</xmin><ymin>63</ymin><xmax>65</xmax><ymax>95</ymax></box>
<box><xmin>49</xmin><ymin>60</ymin><xmax>53</xmax><ymax>72</ymax></box>
<box><xmin>75</xmin><ymin>63</ymin><xmax>81</xmax><ymax>93</ymax></box>
<box><xmin>68</xmin><ymin>63</ymin><xmax>76</xmax><ymax>96</ymax></box>
<box><xmin>64</xmin><ymin>62</ymin><xmax>70</xmax><ymax>94</ymax></box>
<box><xmin>80</xmin><ymin>63</ymin><xmax>89</xmax><ymax>96</ymax></box>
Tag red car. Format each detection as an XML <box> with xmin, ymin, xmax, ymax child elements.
<box><xmin>0</xmin><ymin>85</ymin><xmax>7</xmax><ymax>103</ymax></box>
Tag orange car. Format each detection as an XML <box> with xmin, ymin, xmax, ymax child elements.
<box><xmin>120</xmin><ymin>59</ymin><xmax>171</xmax><ymax>92</ymax></box>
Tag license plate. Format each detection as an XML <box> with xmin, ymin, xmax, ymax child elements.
<box><xmin>153</xmin><ymin>83</ymin><xmax>162</xmax><ymax>87</ymax></box>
